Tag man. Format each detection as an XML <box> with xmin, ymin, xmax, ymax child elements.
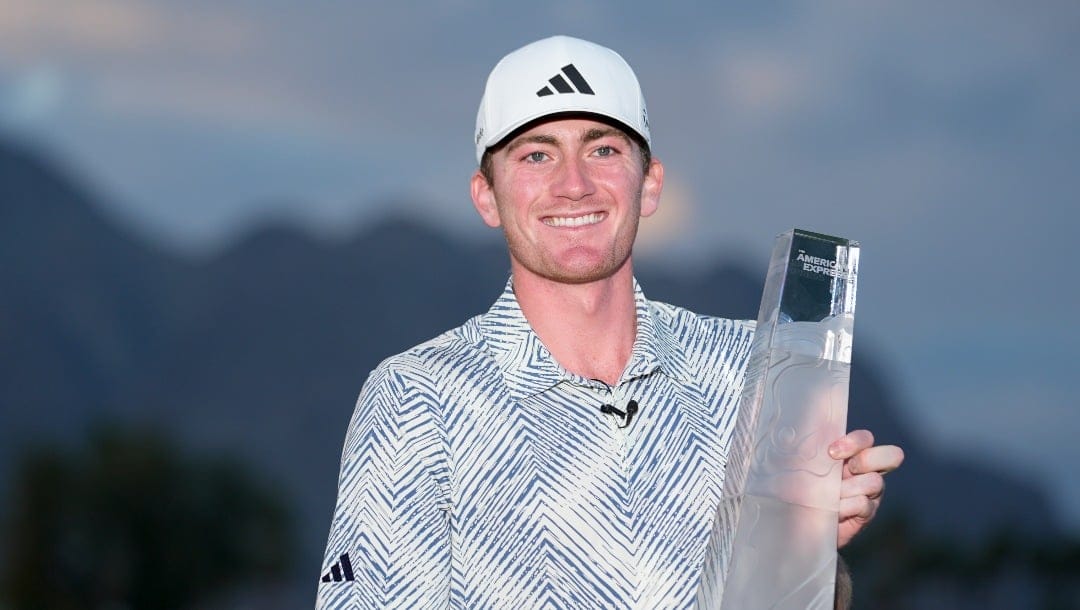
<box><xmin>318</xmin><ymin>35</ymin><xmax>903</xmax><ymax>609</ymax></box>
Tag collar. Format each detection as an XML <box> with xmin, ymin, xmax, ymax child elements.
<box><xmin>479</xmin><ymin>276</ymin><xmax>689</xmax><ymax>403</ymax></box>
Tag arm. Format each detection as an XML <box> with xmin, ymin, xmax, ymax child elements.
<box><xmin>828</xmin><ymin>429</ymin><xmax>905</xmax><ymax>548</ymax></box>
<box><xmin>317</xmin><ymin>362</ymin><xmax>452</xmax><ymax>609</ymax></box>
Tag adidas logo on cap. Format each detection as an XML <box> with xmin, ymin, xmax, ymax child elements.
<box><xmin>536</xmin><ymin>64</ymin><xmax>594</xmax><ymax>97</ymax></box>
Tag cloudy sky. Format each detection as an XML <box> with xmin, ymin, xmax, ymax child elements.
<box><xmin>2</xmin><ymin>1</ymin><xmax>1077</xmax><ymax>529</ymax></box>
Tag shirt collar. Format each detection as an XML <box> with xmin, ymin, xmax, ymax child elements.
<box><xmin>480</xmin><ymin>276</ymin><xmax>689</xmax><ymax>402</ymax></box>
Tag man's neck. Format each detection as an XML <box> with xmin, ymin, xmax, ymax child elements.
<box><xmin>511</xmin><ymin>263</ymin><xmax>638</xmax><ymax>386</ymax></box>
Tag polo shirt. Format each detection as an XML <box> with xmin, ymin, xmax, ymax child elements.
<box><xmin>318</xmin><ymin>278</ymin><xmax>755</xmax><ymax>609</ymax></box>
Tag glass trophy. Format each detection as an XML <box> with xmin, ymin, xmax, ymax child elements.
<box><xmin>697</xmin><ymin>229</ymin><xmax>859</xmax><ymax>610</ymax></box>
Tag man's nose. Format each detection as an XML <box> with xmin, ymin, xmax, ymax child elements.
<box><xmin>552</xmin><ymin>156</ymin><xmax>595</xmax><ymax>201</ymax></box>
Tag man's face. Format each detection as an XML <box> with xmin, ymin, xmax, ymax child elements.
<box><xmin>471</xmin><ymin>117</ymin><xmax>663</xmax><ymax>285</ymax></box>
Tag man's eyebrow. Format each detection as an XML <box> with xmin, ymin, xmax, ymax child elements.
<box><xmin>583</xmin><ymin>127</ymin><xmax>632</xmax><ymax>145</ymax></box>
<box><xmin>506</xmin><ymin>134</ymin><xmax>559</xmax><ymax>153</ymax></box>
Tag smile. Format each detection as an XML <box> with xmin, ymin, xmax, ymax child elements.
<box><xmin>542</xmin><ymin>212</ymin><xmax>605</xmax><ymax>228</ymax></box>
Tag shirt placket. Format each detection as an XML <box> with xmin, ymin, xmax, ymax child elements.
<box><xmin>584</xmin><ymin>379</ymin><xmax>635</xmax><ymax>478</ymax></box>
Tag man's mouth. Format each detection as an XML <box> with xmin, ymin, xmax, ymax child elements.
<box><xmin>542</xmin><ymin>212</ymin><xmax>605</xmax><ymax>228</ymax></box>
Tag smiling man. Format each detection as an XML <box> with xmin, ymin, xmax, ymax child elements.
<box><xmin>317</xmin><ymin>36</ymin><xmax>902</xmax><ymax>609</ymax></box>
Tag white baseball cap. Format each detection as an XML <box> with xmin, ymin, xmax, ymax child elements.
<box><xmin>474</xmin><ymin>35</ymin><xmax>651</xmax><ymax>164</ymax></box>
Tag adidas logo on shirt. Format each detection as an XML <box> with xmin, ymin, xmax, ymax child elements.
<box><xmin>536</xmin><ymin>64</ymin><xmax>595</xmax><ymax>97</ymax></box>
<box><xmin>320</xmin><ymin>553</ymin><xmax>355</xmax><ymax>583</ymax></box>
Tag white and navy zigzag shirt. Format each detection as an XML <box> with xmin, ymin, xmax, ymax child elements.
<box><xmin>318</xmin><ymin>278</ymin><xmax>755</xmax><ymax>609</ymax></box>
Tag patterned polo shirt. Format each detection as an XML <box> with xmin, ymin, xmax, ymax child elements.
<box><xmin>318</xmin><ymin>278</ymin><xmax>755</xmax><ymax>609</ymax></box>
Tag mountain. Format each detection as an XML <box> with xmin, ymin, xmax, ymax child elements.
<box><xmin>0</xmin><ymin>139</ymin><xmax>1067</xmax><ymax>604</ymax></box>
<box><xmin>0</xmin><ymin>139</ymin><xmax>185</xmax><ymax>441</ymax></box>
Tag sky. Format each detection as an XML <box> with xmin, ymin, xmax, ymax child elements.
<box><xmin>1</xmin><ymin>1</ymin><xmax>1077</xmax><ymax>530</ymax></box>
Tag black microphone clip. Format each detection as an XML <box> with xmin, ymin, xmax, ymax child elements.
<box><xmin>600</xmin><ymin>399</ymin><xmax>639</xmax><ymax>429</ymax></box>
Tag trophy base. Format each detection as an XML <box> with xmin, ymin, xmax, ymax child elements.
<box><xmin>718</xmin><ymin>494</ymin><xmax>839</xmax><ymax>610</ymax></box>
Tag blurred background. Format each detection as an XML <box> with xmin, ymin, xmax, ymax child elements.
<box><xmin>1</xmin><ymin>1</ymin><xmax>1077</xmax><ymax>608</ymax></box>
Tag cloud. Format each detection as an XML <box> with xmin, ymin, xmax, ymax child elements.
<box><xmin>0</xmin><ymin>0</ymin><xmax>262</xmax><ymax>129</ymax></box>
<box><xmin>0</xmin><ymin>0</ymin><xmax>159</xmax><ymax>57</ymax></box>
<box><xmin>707</xmin><ymin>44</ymin><xmax>828</xmax><ymax>129</ymax></box>
<box><xmin>0</xmin><ymin>1</ymin><xmax>252</xmax><ymax>62</ymax></box>
<box><xmin>0</xmin><ymin>64</ymin><xmax>67</xmax><ymax>126</ymax></box>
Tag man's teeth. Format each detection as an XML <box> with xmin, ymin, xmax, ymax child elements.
<box><xmin>544</xmin><ymin>213</ymin><xmax>604</xmax><ymax>227</ymax></box>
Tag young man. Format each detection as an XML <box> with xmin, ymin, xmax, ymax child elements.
<box><xmin>318</xmin><ymin>35</ymin><xmax>903</xmax><ymax>609</ymax></box>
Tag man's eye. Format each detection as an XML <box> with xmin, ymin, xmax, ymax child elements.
<box><xmin>526</xmin><ymin>151</ymin><xmax>547</xmax><ymax>163</ymax></box>
<box><xmin>596</xmin><ymin>145</ymin><xmax>614</xmax><ymax>157</ymax></box>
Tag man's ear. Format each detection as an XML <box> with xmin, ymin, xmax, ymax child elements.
<box><xmin>640</xmin><ymin>158</ymin><xmax>664</xmax><ymax>218</ymax></box>
<box><xmin>470</xmin><ymin>170</ymin><xmax>501</xmax><ymax>228</ymax></box>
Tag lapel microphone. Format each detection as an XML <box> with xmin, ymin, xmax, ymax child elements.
<box><xmin>600</xmin><ymin>400</ymin><xmax>639</xmax><ymax>429</ymax></box>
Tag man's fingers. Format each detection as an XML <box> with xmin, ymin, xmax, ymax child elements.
<box><xmin>839</xmin><ymin>494</ymin><xmax>878</xmax><ymax>522</ymax></box>
<box><xmin>846</xmin><ymin>444</ymin><xmax>905</xmax><ymax>475</ymax></box>
<box><xmin>840</xmin><ymin>472</ymin><xmax>884</xmax><ymax>500</ymax></box>
<box><xmin>828</xmin><ymin>429</ymin><xmax>874</xmax><ymax>459</ymax></box>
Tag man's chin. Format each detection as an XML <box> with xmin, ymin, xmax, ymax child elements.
<box><xmin>535</xmin><ymin>257</ymin><xmax>633</xmax><ymax>285</ymax></box>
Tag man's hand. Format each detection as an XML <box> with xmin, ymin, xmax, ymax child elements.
<box><xmin>828</xmin><ymin>429</ymin><xmax>904</xmax><ymax>548</ymax></box>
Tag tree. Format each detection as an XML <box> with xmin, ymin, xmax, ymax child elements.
<box><xmin>2</xmin><ymin>425</ymin><xmax>295</xmax><ymax>609</ymax></box>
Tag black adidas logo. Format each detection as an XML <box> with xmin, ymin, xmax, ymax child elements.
<box><xmin>320</xmin><ymin>552</ymin><xmax>355</xmax><ymax>583</ymax></box>
<box><xmin>536</xmin><ymin>64</ymin><xmax>594</xmax><ymax>97</ymax></box>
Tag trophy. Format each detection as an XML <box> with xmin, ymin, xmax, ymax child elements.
<box><xmin>697</xmin><ymin>229</ymin><xmax>859</xmax><ymax>609</ymax></box>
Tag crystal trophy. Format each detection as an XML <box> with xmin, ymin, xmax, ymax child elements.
<box><xmin>696</xmin><ymin>229</ymin><xmax>859</xmax><ymax>610</ymax></box>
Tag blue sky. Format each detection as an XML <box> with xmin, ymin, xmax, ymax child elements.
<box><xmin>2</xmin><ymin>1</ymin><xmax>1078</xmax><ymax>529</ymax></box>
